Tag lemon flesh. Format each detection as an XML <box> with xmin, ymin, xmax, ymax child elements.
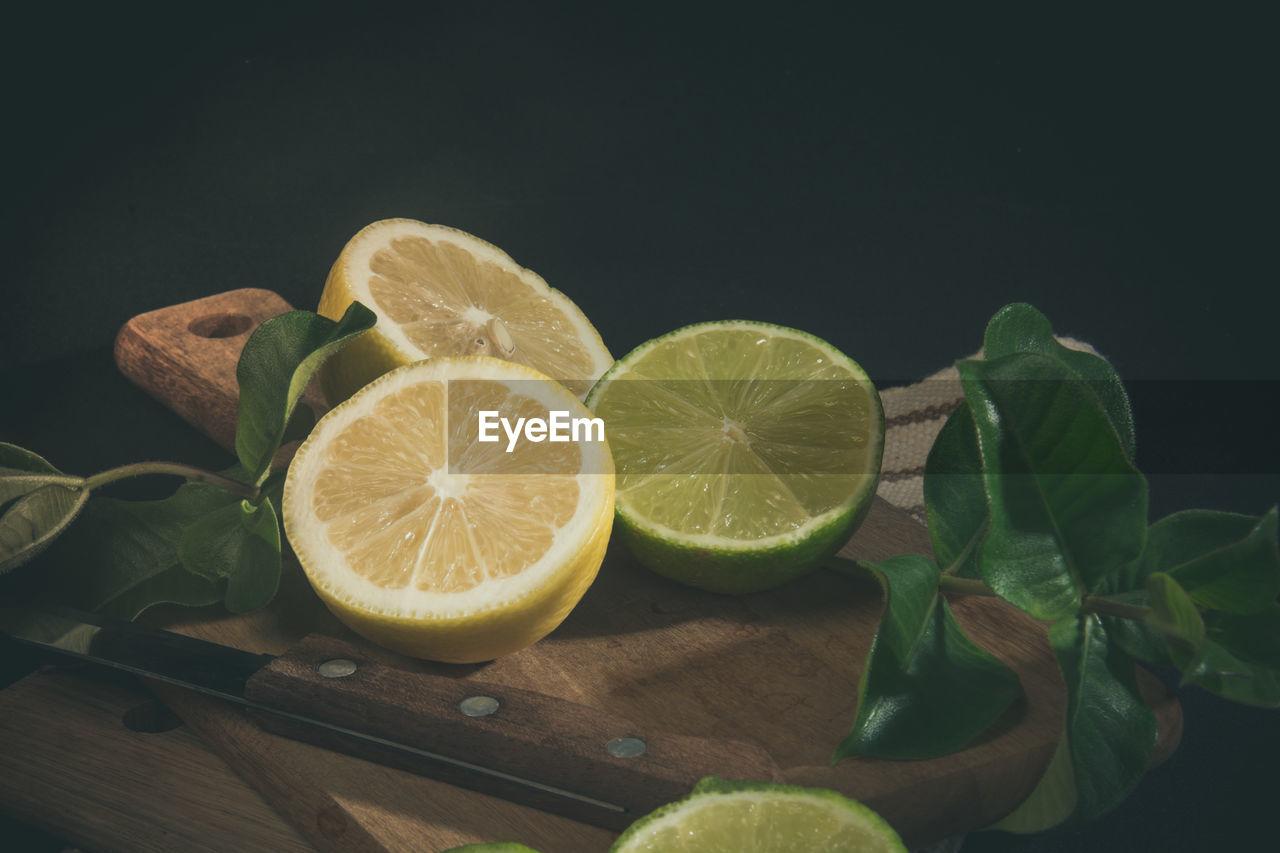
<box><xmin>318</xmin><ymin>219</ymin><xmax>613</xmax><ymax>402</ymax></box>
<box><xmin>586</xmin><ymin>321</ymin><xmax>883</xmax><ymax>593</ymax></box>
<box><xmin>283</xmin><ymin>356</ymin><xmax>614</xmax><ymax>663</ymax></box>
<box><xmin>610</xmin><ymin>777</ymin><xmax>907</xmax><ymax>852</ymax></box>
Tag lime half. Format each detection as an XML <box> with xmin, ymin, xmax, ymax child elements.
<box><xmin>610</xmin><ymin>777</ymin><xmax>907</xmax><ymax>852</ymax></box>
<box><xmin>586</xmin><ymin>321</ymin><xmax>883</xmax><ymax>593</ymax></box>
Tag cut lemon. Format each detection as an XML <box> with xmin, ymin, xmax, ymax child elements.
<box><xmin>283</xmin><ymin>356</ymin><xmax>614</xmax><ymax>663</ymax></box>
<box><xmin>610</xmin><ymin>777</ymin><xmax>907</xmax><ymax>852</ymax></box>
<box><xmin>317</xmin><ymin>219</ymin><xmax>613</xmax><ymax>402</ymax></box>
<box><xmin>585</xmin><ymin>321</ymin><xmax>883</xmax><ymax>594</ymax></box>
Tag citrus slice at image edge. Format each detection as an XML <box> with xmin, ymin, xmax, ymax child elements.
<box><xmin>283</xmin><ymin>356</ymin><xmax>615</xmax><ymax>663</ymax></box>
<box><xmin>610</xmin><ymin>777</ymin><xmax>907</xmax><ymax>852</ymax></box>
<box><xmin>585</xmin><ymin>320</ymin><xmax>883</xmax><ymax>594</ymax></box>
<box><xmin>317</xmin><ymin>218</ymin><xmax>613</xmax><ymax>403</ymax></box>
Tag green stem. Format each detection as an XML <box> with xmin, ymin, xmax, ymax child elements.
<box><xmin>1081</xmin><ymin>595</ymin><xmax>1150</xmax><ymax>622</ymax></box>
<box><xmin>938</xmin><ymin>575</ymin><xmax>998</xmax><ymax>597</ymax></box>
<box><xmin>83</xmin><ymin>462</ymin><xmax>260</xmax><ymax>502</ymax></box>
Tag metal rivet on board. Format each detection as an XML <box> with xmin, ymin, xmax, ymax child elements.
<box><xmin>317</xmin><ymin>659</ymin><xmax>358</xmax><ymax>678</ymax></box>
<box><xmin>459</xmin><ymin>695</ymin><xmax>501</xmax><ymax>717</ymax></box>
<box><xmin>606</xmin><ymin>737</ymin><xmax>647</xmax><ymax>758</ymax></box>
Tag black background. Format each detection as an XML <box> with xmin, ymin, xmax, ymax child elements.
<box><xmin>2</xmin><ymin>2</ymin><xmax>1277</xmax><ymax>850</ymax></box>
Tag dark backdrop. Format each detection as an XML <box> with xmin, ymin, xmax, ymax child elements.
<box><xmin>2</xmin><ymin>3</ymin><xmax>1276</xmax><ymax>850</ymax></box>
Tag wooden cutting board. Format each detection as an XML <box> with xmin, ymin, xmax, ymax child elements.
<box><xmin>4</xmin><ymin>289</ymin><xmax>1181</xmax><ymax>851</ymax></box>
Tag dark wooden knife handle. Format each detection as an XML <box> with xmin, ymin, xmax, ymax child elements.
<box><xmin>244</xmin><ymin>634</ymin><xmax>782</xmax><ymax>830</ymax></box>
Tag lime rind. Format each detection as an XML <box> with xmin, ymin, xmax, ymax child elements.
<box><xmin>609</xmin><ymin>776</ymin><xmax>907</xmax><ymax>853</ymax></box>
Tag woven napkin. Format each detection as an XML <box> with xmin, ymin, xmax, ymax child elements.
<box><xmin>876</xmin><ymin>338</ymin><xmax>1097</xmax><ymax>525</ymax></box>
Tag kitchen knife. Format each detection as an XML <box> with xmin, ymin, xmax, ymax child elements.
<box><xmin>0</xmin><ymin>603</ymin><xmax>782</xmax><ymax>830</ymax></box>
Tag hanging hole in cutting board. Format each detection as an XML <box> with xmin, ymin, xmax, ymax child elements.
<box><xmin>188</xmin><ymin>312</ymin><xmax>253</xmax><ymax>339</ymax></box>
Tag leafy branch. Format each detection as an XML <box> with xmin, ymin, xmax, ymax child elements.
<box><xmin>831</xmin><ymin>303</ymin><xmax>1280</xmax><ymax>832</ymax></box>
<box><xmin>0</xmin><ymin>303</ymin><xmax>375</xmax><ymax>617</ymax></box>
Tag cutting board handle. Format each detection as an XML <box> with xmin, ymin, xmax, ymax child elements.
<box><xmin>246</xmin><ymin>634</ymin><xmax>783</xmax><ymax>830</ymax></box>
<box><xmin>115</xmin><ymin>288</ymin><xmax>322</xmax><ymax>453</ymax></box>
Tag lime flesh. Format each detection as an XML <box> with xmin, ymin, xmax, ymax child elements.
<box><xmin>610</xmin><ymin>777</ymin><xmax>907</xmax><ymax>852</ymax></box>
<box><xmin>586</xmin><ymin>321</ymin><xmax>883</xmax><ymax>593</ymax></box>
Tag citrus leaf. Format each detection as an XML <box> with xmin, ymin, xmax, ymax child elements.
<box><xmin>234</xmin><ymin>302</ymin><xmax>376</xmax><ymax>486</ymax></box>
<box><xmin>1</xmin><ymin>442</ymin><xmax>84</xmax><ymax>505</ymax></box>
<box><xmin>833</xmin><ymin>554</ymin><xmax>1021</xmax><ymax>761</ymax></box>
<box><xmin>1096</xmin><ymin>588</ymin><xmax>1173</xmax><ymax>669</ymax></box>
<box><xmin>1143</xmin><ymin>572</ymin><xmax>1204</xmax><ymax>658</ymax></box>
<box><xmin>1173</xmin><ymin>636</ymin><xmax>1280</xmax><ymax>708</ymax></box>
<box><xmin>0</xmin><ymin>483</ymin><xmax>90</xmax><ymax>574</ymax></box>
<box><xmin>177</xmin><ymin>497</ymin><xmax>281</xmax><ymax>613</ymax></box>
<box><xmin>1</xmin><ymin>444</ymin><xmax>87</xmax><ymax>572</ymax></box>
<box><xmin>957</xmin><ymin>354</ymin><xmax>1148</xmax><ymax>620</ymax></box>
<box><xmin>1203</xmin><ymin>605</ymin><xmax>1280</xmax><ymax>670</ymax></box>
<box><xmin>924</xmin><ymin>402</ymin><xmax>987</xmax><ymax>578</ymax></box>
<box><xmin>96</xmin><ymin>564</ymin><xmax>225</xmax><ymax>621</ymax></box>
<box><xmin>1143</xmin><ymin>507</ymin><xmax>1279</xmax><ymax>614</ymax></box>
<box><xmin>1097</xmin><ymin>590</ymin><xmax>1173</xmax><ymax>669</ymax></box>
<box><xmin>0</xmin><ymin>443</ymin><xmax>63</xmax><ymax>474</ymax></box>
<box><xmin>28</xmin><ymin>481</ymin><xmax>236</xmax><ymax>615</ymax></box>
<box><xmin>981</xmin><ymin>303</ymin><xmax>1136</xmax><ymax>461</ymax></box>
<box><xmin>990</xmin><ymin>733</ymin><xmax>1077</xmax><ymax>833</ymax></box>
<box><xmin>1050</xmin><ymin>614</ymin><xmax>1156</xmax><ymax>824</ymax></box>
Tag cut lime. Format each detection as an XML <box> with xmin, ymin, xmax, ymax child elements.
<box><xmin>585</xmin><ymin>321</ymin><xmax>883</xmax><ymax>593</ymax></box>
<box><xmin>610</xmin><ymin>777</ymin><xmax>907</xmax><ymax>852</ymax></box>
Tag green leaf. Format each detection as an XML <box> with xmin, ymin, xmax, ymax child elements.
<box><xmin>0</xmin><ymin>483</ymin><xmax>90</xmax><ymax>574</ymax></box>
<box><xmin>1203</xmin><ymin>605</ymin><xmax>1280</xmax><ymax>670</ymax></box>
<box><xmin>990</xmin><ymin>734</ymin><xmax>1077</xmax><ymax>833</ymax></box>
<box><xmin>1096</xmin><ymin>589</ymin><xmax>1172</xmax><ymax>668</ymax></box>
<box><xmin>833</xmin><ymin>554</ymin><xmax>1021</xmax><ymax>761</ymax></box>
<box><xmin>1174</xmin><ymin>637</ymin><xmax>1280</xmax><ymax>708</ymax></box>
<box><xmin>96</xmin><ymin>565</ymin><xmax>225</xmax><ymax>621</ymax></box>
<box><xmin>1138</xmin><ymin>508</ymin><xmax>1279</xmax><ymax>614</ymax></box>
<box><xmin>31</xmin><ymin>480</ymin><xmax>236</xmax><ymax>617</ymax></box>
<box><xmin>981</xmin><ymin>303</ymin><xmax>1136</xmax><ymax>461</ymax></box>
<box><xmin>234</xmin><ymin>303</ymin><xmax>375</xmax><ymax>486</ymax></box>
<box><xmin>957</xmin><ymin>353</ymin><xmax>1148</xmax><ymax>620</ymax></box>
<box><xmin>178</xmin><ymin>498</ymin><xmax>281</xmax><ymax>613</ymax></box>
<box><xmin>1</xmin><ymin>444</ymin><xmax>89</xmax><ymax>572</ymax></box>
<box><xmin>1050</xmin><ymin>615</ymin><xmax>1156</xmax><ymax>824</ymax></box>
<box><xmin>924</xmin><ymin>403</ymin><xmax>987</xmax><ymax>578</ymax></box>
<box><xmin>0</xmin><ymin>442</ymin><xmax>85</xmax><ymax>505</ymax></box>
<box><xmin>1143</xmin><ymin>572</ymin><xmax>1204</xmax><ymax>658</ymax></box>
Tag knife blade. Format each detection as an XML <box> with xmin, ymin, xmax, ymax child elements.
<box><xmin>0</xmin><ymin>603</ymin><xmax>782</xmax><ymax>830</ymax></box>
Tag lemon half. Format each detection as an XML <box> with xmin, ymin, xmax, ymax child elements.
<box><xmin>283</xmin><ymin>356</ymin><xmax>614</xmax><ymax>663</ymax></box>
<box><xmin>318</xmin><ymin>219</ymin><xmax>613</xmax><ymax>402</ymax></box>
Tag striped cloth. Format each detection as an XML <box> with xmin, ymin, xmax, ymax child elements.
<box><xmin>876</xmin><ymin>338</ymin><xmax>1096</xmax><ymax>524</ymax></box>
